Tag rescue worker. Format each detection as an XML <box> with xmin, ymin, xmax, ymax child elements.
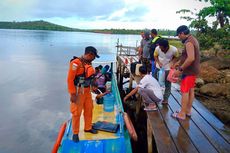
<box><xmin>67</xmin><ymin>46</ymin><xmax>100</xmax><ymax>142</ymax></box>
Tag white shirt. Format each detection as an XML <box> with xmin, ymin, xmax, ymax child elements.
<box><xmin>138</xmin><ymin>74</ymin><xmax>163</xmax><ymax>100</ymax></box>
<box><xmin>91</xmin><ymin>89</ymin><xmax>102</xmax><ymax>101</ymax></box>
<box><xmin>154</xmin><ymin>45</ymin><xmax>179</xmax><ymax>70</ymax></box>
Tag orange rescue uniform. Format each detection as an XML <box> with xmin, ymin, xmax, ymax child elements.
<box><xmin>67</xmin><ymin>57</ymin><xmax>95</xmax><ymax>134</ymax></box>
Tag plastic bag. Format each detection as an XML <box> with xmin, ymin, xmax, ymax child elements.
<box><xmin>167</xmin><ymin>68</ymin><xmax>179</xmax><ymax>83</ymax></box>
<box><xmin>158</xmin><ymin>68</ymin><xmax>165</xmax><ymax>86</ymax></box>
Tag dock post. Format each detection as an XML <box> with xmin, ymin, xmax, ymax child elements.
<box><xmin>120</xmin><ymin>64</ymin><xmax>125</xmax><ymax>90</ymax></box>
<box><xmin>147</xmin><ymin>118</ymin><xmax>153</xmax><ymax>153</ymax></box>
<box><xmin>129</xmin><ymin>75</ymin><xmax>133</xmax><ymax>91</ymax></box>
<box><xmin>136</xmin><ymin>96</ymin><xmax>141</xmax><ymax>115</ymax></box>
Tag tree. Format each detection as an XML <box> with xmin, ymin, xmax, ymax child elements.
<box><xmin>176</xmin><ymin>0</ymin><xmax>230</xmax><ymax>50</ymax></box>
<box><xmin>198</xmin><ymin>0</ymin><xmax>230</xmax><ymax>28</ymax></box>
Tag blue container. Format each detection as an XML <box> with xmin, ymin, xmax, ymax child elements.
<box><xmin>103</xmin><ymin>93</ymin><xmax>115</xmax><ymax>112</ymax></box>
<box><xmin>158</xmin><ymin>67</ymin><xmax>165</xmax><ymax>87</ymax></box>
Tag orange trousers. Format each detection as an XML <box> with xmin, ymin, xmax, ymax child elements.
<box><xmin>70</xmin><ymin>87</ymin><xmax>93</xmax><ymax>134</ymax></box>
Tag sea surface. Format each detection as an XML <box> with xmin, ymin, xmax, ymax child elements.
<box><xmin>0</xmin><ymin>29</ymin><xmax>140</xmax><ymax>153</ymax></box>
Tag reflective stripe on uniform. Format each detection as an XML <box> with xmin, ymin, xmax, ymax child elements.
<box><xmin>72</xmin><ymin>63</ymin><xmax>78</xmax><ymax>71</ymax></box>
<box><xmin>151</xmin><ymin>36</ymin><xmax>161</xmax><ymax>43</ymax></box>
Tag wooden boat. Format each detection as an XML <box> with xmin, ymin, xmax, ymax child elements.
<box><xmin>52</xmin><ymin>63</ymin><xmax>133</xmax><ymax>153</ymax></box>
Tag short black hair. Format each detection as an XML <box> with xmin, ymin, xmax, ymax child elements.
<box><xmin>176</xmin><ymin>25</ymin><xmax>190</xmax><ymax>36</ymax></box>
<box><xmin>95</xmin><ymin>67</ymin><xmax>100</xmax><ymax>71</ymax></box>
<box><xmin>98</xmin><ymin>65</ymin><xmax>103</xmax><ymax>70</ymax></box>
<box><xmin>158</xmin><ymin>39</ymin><xmax>169</xmax><ymax>48</ymax></box>
<box><xmin>144</xmin><ymin>30</ymin><xmax>150</xmax><ymax>38</ymax></box>
<box><xmin>139</xmin><ymin>66</ymin><xmax>147</xmax><ymax>74</ymax></box>
<box><xmin>151</xmin><ymin>29</ymin><xmax>157</xmax><ymax>35</ymax></box>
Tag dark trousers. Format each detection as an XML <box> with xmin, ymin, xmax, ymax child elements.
<box><xmin>154</xmin><ymin>68</ymin><xmax>171</xmax><ymax>101</ymax></box>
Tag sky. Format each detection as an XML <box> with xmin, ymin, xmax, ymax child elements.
<box><xmin>0</xmin><ymin>0</ymin><xmax>211</xmax><ymax>30</ymax></box>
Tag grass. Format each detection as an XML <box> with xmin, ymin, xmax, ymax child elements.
<box><xmin>224</xmin><ymin>54</ymin><xmax>230</xmax><ymax>59</ymax></box>
<box><xmin>169</xmin><ymin>39</ymin><xmax>183</xmax><ymax>49</ymax></box>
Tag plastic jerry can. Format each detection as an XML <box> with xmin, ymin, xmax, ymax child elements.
<box><xmin>103</xmin><ymin>93</ymin><xmax>115</xmax><ymax>112</ymax></box>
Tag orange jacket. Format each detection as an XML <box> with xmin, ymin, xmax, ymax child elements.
<box><xmin>67</xmin><ymin>57</ymin><xmax>95</xmax><ymax>94</ymax></box>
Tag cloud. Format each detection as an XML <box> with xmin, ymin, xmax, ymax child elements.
<box><xmin>31</xmin><ymin>0</ymin><xmax>125</xmax><ymax>19</ymax></box>
<box><xmin>122</xmin><ymin>5</ymin><xmax>150</xmax><ymax>21</ymax></box>
<box><xmin>0</xmin><ymin>0</ymin><xmax>211</xmax><ymax>30</ymax></box>
<box><xmin>0</xmin><ymin>0</ymin><xmax>36</xmax><ymax>20</ymax></box>
<box><xmin>0</xmin><ymin>0</ymin><xmax>151</xmax><ymax>23</ymax></box>
<box><xmin>107</xmin><ymin>5</ymin><xmax>150</xmax><ymax>22</ymax></box>
<box><xmin>30</xmin><ymin>0</ymin><xmax>151</xmax><ymax>23</ymax></box>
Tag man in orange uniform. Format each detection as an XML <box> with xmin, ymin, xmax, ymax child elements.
<box><xmin>67</xmin><ymin>46</ymin><xmax>100</xmax><ymax>142</ymax></box>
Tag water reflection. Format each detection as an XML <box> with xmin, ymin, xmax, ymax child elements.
<box><xmin>0</xmin><ymin>29</ymin><xmax>140</xmax><ymax>153</ymax></box>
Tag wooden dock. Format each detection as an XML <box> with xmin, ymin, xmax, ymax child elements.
<box><xmin>116</xmin><ymin>45</ymin><xmax>230</xmax><ymax>153</ymax></box>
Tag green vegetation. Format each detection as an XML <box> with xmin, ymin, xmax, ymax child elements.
<box><xmin>0</xmin><ymin>20</ymin><xmax>179</xmax><ymax>36</ymax></box>
<box><xmin>89</xmin><ymin>29</ymin><xmax>177</xmax><ymax>36</ymax></box>
<box><xmin>0</xmin><ymin>20</ymin><xmax>81</xmax><ymax>31</ymax></box>
<box><xmin>169</xmin><ymin>39</ymin><xmax>183</xmax><ymax>49</ymax></box>
<box><xmin>177</xmin><ymin>0</ymin><xmax>230</xmax><ymax>50</ymax></box>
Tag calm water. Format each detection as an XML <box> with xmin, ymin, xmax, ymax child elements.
<box><xmin>0</xmin><ymin>29</ymin><xmax>140</xmax><ymax>153</ymax></box>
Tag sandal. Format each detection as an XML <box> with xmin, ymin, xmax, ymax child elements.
<box><xmin>144</xmin><ymin>105</ymin><xmax>157</xmax><ymax>111</ymax></box>
<box><xmin>176</xmin><ymin>110</ymin><xmax>191</xmax><ymax>117</ymax></box>
<box><xmin>162</xmin><ymin>100</ymin><xmax>168</xmax><ymax>105</ymax></box>
<box><xmin>171</xmin><ymin>112</ymin><xmax>186</xmax><ymax>120</ymax></box>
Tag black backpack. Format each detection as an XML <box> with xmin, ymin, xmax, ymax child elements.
<box><xmin>149</xmin><ymin>36</ymin><xmax>161</xmax><ymax>60</ymax></box>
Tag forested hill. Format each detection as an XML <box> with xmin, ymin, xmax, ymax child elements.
<box><xmin>0</xmin><ymin>20</ymin><xmax>80</xmax><ymax>31</ymax></box>
<box><xmin>0</xmin><ymin>20</ymin><xmax>178</xmax><ymax>36</ymax></box>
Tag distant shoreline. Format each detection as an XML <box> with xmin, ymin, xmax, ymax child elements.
<box><xmin>0</xmin><ymin>20</ymin><xmax>178</xmax><ymax>36</ymax></box>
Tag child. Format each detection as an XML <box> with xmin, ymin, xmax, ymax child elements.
<box><xmin>91</xmin><ymin>82</ymin><xmax>109</xmax><ymax>104</ymax></box>
<box><xmin>123</xmin><ymin>65</ymin><xmax>163</xmax><ymax>111</ymax></box>
<box><xmin>94</xmin><ymin>65</ymin><xmax>106</xmax><ymax>93</ymax></box>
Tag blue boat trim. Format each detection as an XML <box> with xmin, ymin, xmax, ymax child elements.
<box><xmin>56</xmin><ymin>66</ymin><xmax>132</xmax><ymax>153</ymax></box>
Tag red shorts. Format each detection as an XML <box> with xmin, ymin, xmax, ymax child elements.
<box><xmin>180</xmin><ymin>75</ymin><xmax>196</xmax><ymax>93</ymax></box>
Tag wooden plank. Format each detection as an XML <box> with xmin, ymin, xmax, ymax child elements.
<box><xmin>135</xmin><ymin>95</ymin><xmax>141</xmax><ymax>115</ymax></box>
<box><xmin>171</xmin><ymin>90</ymin><xmax>230</xmax><ymax>153</ymax></box>
<box><xmin>172</xmin><ymin>89</ymin><xmax>230</xmax><ymax>143</ymax></box>
<box><xmin>118</xmin><ymin>55</ymin><xmax>139</xmax><ymax>66</ymax></box>
<box><xmin>168</xmin><ymin>95</ymin><xmax>219</xmax><ymax>153</ymax></box>
<box><xmin>132</xmin><ymin>56</ymin><xmax>139</xmax><ymax>62</ymax></box>
<box><xmin>116</xmin><ymin>45</ymin><xmax>138</xmax><ymax>50</ymax></box>
<box><xmin>147</xmin><ymin>118</ymin><xmax>153</xmax><ymax>153</ymax></box>
<box><xmin>118</xmin><ymin>56</ymin><xmax>131</xmax><ymax>73</ymax></box>
<box><xmin>147</xmin><ymin>111</ymin><xmax>178</xmax><ymax>153</ymax></box>
<box><xmin>128</xmin><ymin>75</ymin><xmax>133</xmax><ymax>90</ymax></box>
<box><xmin>157</xmin><ymin>101</ymin><xmax>199</xmax><ymax>153</ymax></box>
<box><xmin>116</xmin><ymin>46</ymin><xmax>138</xmax><ymax>56</ymax></box>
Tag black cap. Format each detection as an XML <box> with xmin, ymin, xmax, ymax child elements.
<box><xmin>176</xmin><ymin>25</ymin><xmax>190</xmax><ymax>36</ymax></box>
<box><xmin>85</xmin><ymin>46</ymin><xmax>100</xmax><ymax>58</ymax></box>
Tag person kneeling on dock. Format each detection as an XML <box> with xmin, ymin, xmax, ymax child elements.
<box><xmin>123</xmin><ymin>66</ymin><xmax>163</xmax><ymax>111</ymax></box>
